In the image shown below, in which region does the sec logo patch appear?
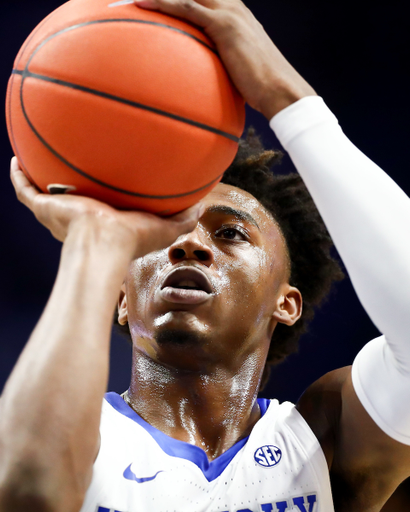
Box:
[254,445,282,467]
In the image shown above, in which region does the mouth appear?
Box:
[160,266,214,305]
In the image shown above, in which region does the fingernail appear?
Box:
[10,157,18,171]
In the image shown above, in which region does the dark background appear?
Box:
[0,1,409,414]
[1,1,410,507]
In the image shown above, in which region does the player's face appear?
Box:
[122,183,295,373]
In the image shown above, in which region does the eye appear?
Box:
[215,225,248,241]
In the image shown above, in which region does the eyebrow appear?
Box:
[206,205,260,231]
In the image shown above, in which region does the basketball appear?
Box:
[6,0,245,214]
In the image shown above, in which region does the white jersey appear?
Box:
[80,392,334,512]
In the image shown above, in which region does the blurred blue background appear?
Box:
[0,1,408,408]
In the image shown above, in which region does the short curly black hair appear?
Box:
[221,129,344,388]
[114,129,344,389]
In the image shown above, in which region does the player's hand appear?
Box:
[134,0,316,119]
[10,157,204,258]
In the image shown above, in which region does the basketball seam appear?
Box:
[12,16,239,200]
[14,70,240,143]
[7,7,64,190]
[6,73,41,190]
[17,18,217,63]
[18,69,225,199]
[15,18,236,142]
[14,6,63,70]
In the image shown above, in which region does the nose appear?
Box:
[168,228,214,267]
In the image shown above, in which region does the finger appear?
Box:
[10,158,41,210]
[166,201,206,236]
[134,0,214,27]
[170,201,206,223]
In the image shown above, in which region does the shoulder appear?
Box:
[295,366,351,468]
[296,366,410,509]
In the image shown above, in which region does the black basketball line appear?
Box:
[19,18,236,140]
[87,18,216,53]
[11,17,239,200]
[13,70,239,143]
[7,7,64,191]
[17,18,233,140]
[17,70,225,200]
[13,7,63,71]
[6,73,41,191]
[24,18,217,62]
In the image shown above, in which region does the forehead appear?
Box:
[204,182,276,230]
[203,183,289,273]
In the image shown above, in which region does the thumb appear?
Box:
[171,201,206,222]
[168,201,206,231]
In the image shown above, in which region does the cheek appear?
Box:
[126,250,168,318]
[213,247,274,313]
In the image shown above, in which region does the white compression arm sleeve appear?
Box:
[270,96,410,444]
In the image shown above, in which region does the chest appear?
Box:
[82,419,326,512]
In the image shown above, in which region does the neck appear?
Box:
[125,348,264,461]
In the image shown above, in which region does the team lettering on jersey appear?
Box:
[96,492,317,512]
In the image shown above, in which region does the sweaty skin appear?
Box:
[119,183,301,459]
[1,1,410,511]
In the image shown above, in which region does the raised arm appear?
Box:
[0,159,203,512]
[271,97,410,350]
[272,94,410,508]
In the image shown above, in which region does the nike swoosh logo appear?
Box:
[123,464,164,483]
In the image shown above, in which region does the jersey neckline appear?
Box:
[105,392,270,482]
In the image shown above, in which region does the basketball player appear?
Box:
[1,0,410,511]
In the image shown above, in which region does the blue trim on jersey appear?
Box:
[105,392,270,482]
[258,397,270,416]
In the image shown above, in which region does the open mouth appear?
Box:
[172,283,202,290]
[161,267,213,293]
[160,267,213,304]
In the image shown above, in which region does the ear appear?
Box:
[272,284,303,326]
[118,283,128,326]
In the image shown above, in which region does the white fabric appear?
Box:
[80,394,334,512]
[352,336,410,444]
[270,96,410,444]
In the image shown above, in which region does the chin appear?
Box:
[155,329,206,347]
[153,329,211,371]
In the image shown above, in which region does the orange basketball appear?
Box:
[6,0,245,214]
